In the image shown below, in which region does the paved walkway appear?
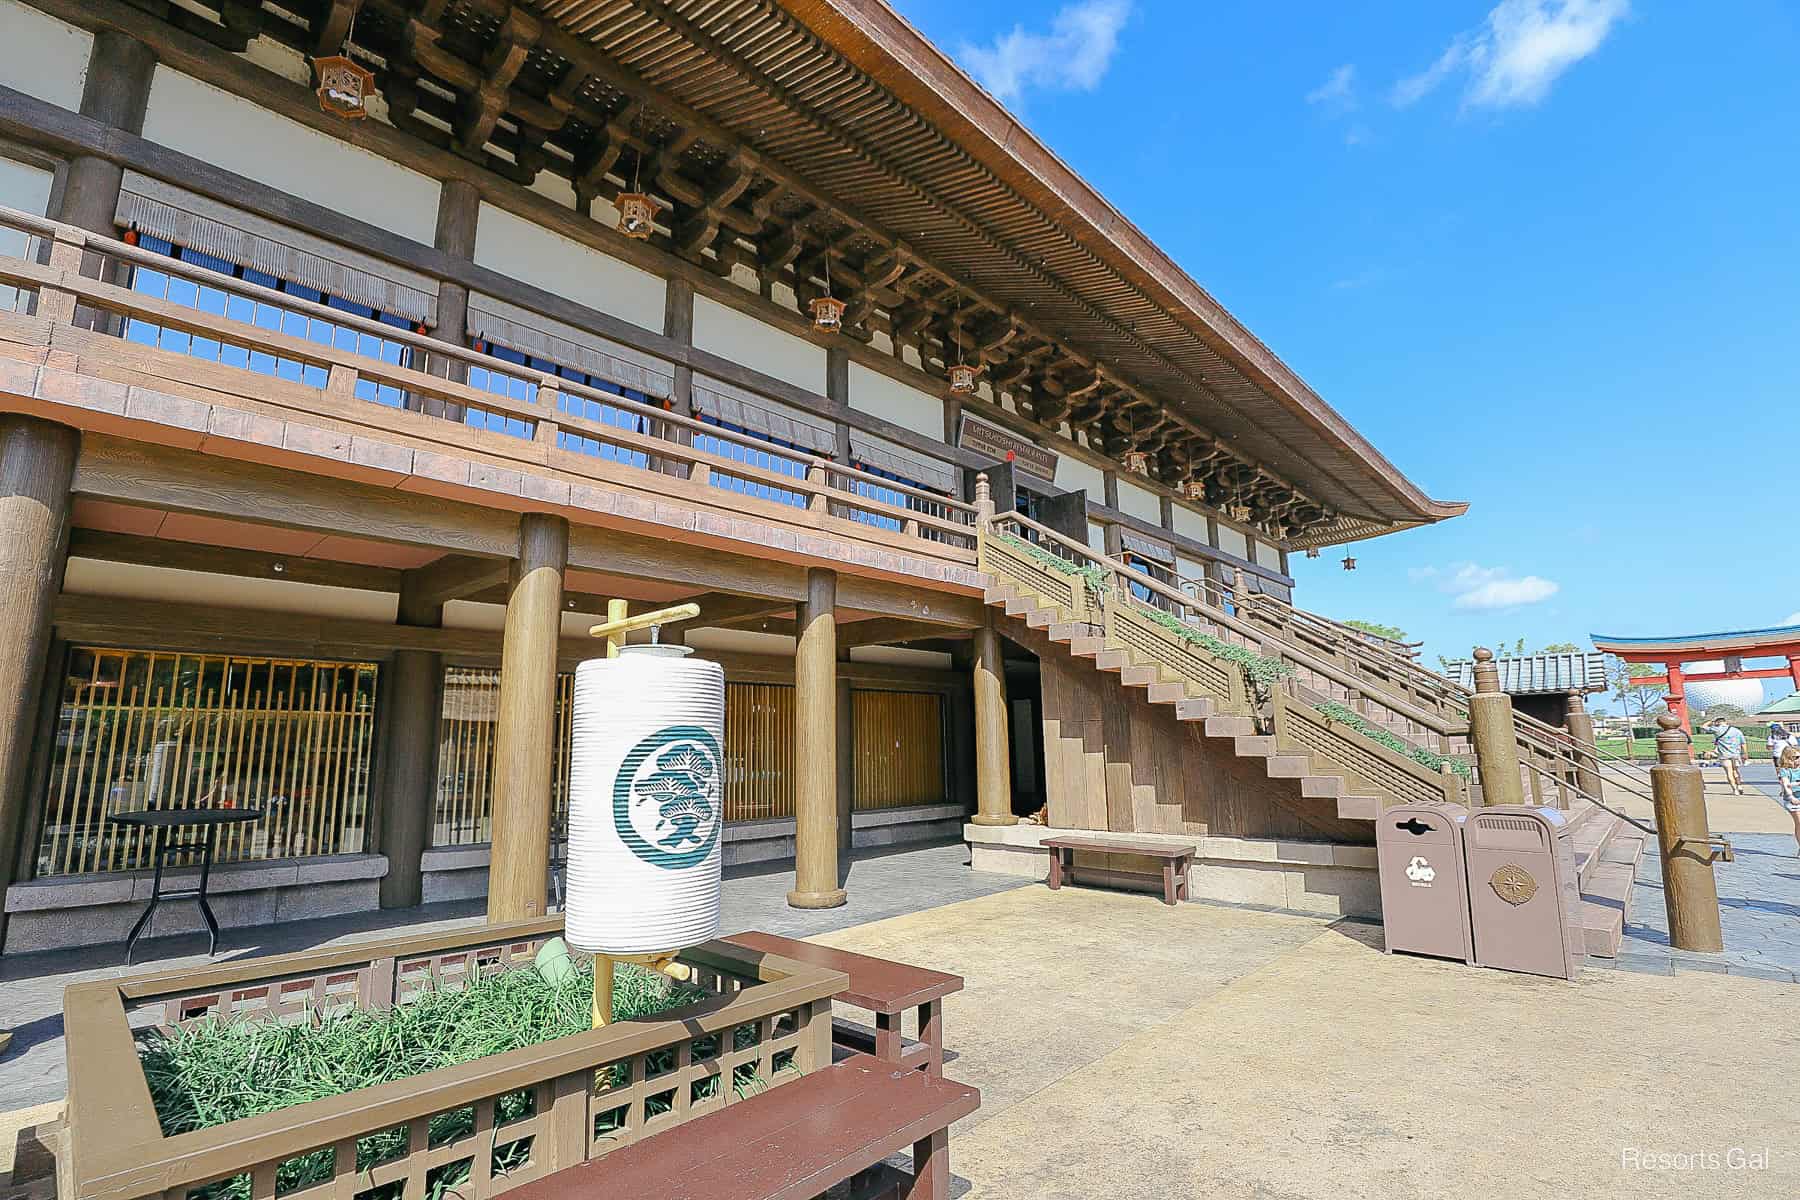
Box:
[817,886,1797,1199]
[0,840,1026,1114]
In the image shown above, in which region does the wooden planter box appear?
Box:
[63,918,846,1200]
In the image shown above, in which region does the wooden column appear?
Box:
[376,575,445,909]
[0,417,79,936]
[827,346,853,465]
[1468,647,1525,808]
[836,672,854,853]
[1564,690,1603,799]
[663,278,695,416]
[1649,714,1725,952]
[487,513,568,922]
[1665,662,1689,731]
[971,610,1016,826]
[57,31,156,233]
[789,567,846,908]
[429,179,480,407]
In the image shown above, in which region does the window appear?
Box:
[848,459,953,537]
[125,233,416,409]
[694,414,812,509]
[468,340,657,452]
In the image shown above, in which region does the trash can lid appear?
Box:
[1376,801,1468,843]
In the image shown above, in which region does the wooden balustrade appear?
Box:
[0,204,976,556]
[65,919,845,1200]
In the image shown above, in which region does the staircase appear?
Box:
[977,511,1648,958]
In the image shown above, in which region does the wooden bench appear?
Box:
[722,931,962,1074]
[1042,836,1197,907]
[504,1054,979,1200]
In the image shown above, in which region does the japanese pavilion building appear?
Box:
[0,0,1464,953]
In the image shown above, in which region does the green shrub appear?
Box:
[1133,602,1293,701]
[1314,701,1473,779]
[993,531,1108,600]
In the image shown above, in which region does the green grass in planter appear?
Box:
[141,959,707,1200]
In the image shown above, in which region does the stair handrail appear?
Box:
[988,512,1471,746]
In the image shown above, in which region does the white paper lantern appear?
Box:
[564,646,725,956]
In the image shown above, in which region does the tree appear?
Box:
[1607,657,1666,722]
[1343,620,1408,642]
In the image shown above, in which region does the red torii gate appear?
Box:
[1591,623,1800,731]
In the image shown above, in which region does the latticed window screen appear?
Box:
[434,674,801,844]
[852,691,944,811]
[35,649,379,877]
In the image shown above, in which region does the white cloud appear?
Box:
[1307,64,1359,111]
[1409,562,1562,611]
[1392,0,1628,110]
[958,0,1131,107]
[1785,611,1800,626]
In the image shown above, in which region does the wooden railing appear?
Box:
[65,918,845,1200]
[0,204,978,556]
[980,512,1469,810]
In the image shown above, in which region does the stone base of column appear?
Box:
[969,813,1019,826]
[786,887,848,910]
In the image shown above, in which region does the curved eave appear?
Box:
[1592,624,1800,658]
[787,0,1463,529]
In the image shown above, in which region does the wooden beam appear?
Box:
[663,591,792,631]
[837,618,973,651]
[67,528,404,593]
[405,553,511,609]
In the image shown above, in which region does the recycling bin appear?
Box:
[1464,805,1583,981]
[1375,802,1472,962]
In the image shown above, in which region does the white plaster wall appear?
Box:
[1088,520,1107,553]
[848,362,943,441]
[474,202,666,333]
[0,1,91,112]
[0,157,51,312]
[1055,455,1107,502]
[63,559,399,622]
[1255,540,1284,571]
[142,69,440,246]
[1116,478,1162,525]
[685,627,798,657]
[692,296,825,394]
[848,646,953,670]
[1176,554,1210,583]
[1216,524,1249,560]
[1171,502,1209,543]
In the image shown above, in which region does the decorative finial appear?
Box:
[1474,646,1494,663]
[1655,711,1691,766]
[975,473,991,503]
[1657,713,1680,731]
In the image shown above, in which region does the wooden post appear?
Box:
[971,609,1016,826]
[1650,714,1725,952]
[789,568,846,908]
[837,673,854,853]
[1468,647,1525,808]
[1564,689,1603,799]
[0,417,78,944]
[430,179,479,408]
[487,513,568,923]
[376,575,444,909]
[57,32,156,234]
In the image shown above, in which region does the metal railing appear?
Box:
[0,203,977,554]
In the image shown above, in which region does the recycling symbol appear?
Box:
[1404,855,1436,885]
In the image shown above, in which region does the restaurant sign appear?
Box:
[958,414,1057,483]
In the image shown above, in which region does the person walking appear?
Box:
[1769,722,1798,766]
[1705,717,1749,795]
[1776,746,1800,853]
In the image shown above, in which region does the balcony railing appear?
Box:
[0,204,978,557]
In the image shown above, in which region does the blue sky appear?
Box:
[893,1,1800,701]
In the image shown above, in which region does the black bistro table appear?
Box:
[108,807,264,962]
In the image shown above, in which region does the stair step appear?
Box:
[982,584,1017,606]
[1265,755,1312,778]
[1047,623,1087,644]
[1300,775,1344,799]
[1337,794,1382,821]
[1094,650,1130,672]
[1146,682,1189,704]
[1120,665,1161,687]
[1203,715,1255,738]
[1233,735,1275,758]
[1580,831,1647,959]
[1003,595,1036,617]
[1024,606,1058,629]
[1174,697,1215,721]
[1070,637,1108,658]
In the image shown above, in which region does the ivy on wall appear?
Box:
[1314,701,1473,780]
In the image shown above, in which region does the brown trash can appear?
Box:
[1464,805,1583,981]
[1375,803,1473,962]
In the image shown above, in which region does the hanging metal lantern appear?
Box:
[1122,450,1150,476]
[1182,479,1206,502]
[615,192,656,240]
[1341,554,1357,571]
[1305,547,1321,559]
[948,362,978,395]
[314,55,376,120]
[1227,501,1252,523]
[809,294,846,332]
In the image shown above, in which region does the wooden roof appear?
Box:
[108,0,1466,545]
